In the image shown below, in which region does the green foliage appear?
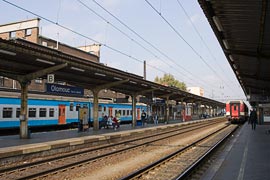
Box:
[154,74,186,91]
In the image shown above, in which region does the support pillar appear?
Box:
[198,102,202,118]
[181,99,184,122]
[20,82,29,139]
[131,94,137,127]
[165,96,169,124]
[92,89,100,131]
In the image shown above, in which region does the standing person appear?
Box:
[116,110,121,122]
[249,108,258,130]
[112,116,119,130]
[107,115,113,128]
[141,110,147,126]
[153,112,158,125]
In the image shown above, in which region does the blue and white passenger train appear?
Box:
[0,91,146,129]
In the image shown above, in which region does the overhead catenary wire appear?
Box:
[90,0,224,92]
[1,0,224,96]
[1,0,200,89]
[144,0,240,97]
[175,0,241,93]
[77,0,211,89]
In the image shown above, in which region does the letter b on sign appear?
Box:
[47,74,54,83]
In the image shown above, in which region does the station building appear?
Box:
[187,87,204,97]
[0,18,125,100]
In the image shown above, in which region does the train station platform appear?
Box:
[0,119,199,161]
[202,122,270,180]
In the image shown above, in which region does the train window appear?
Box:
[115,110,117,115]
[123,110,125,116]
[49,108,54,117]
[98,105,102,111]
[3,107,12,118]
[103,106,106,112]
[119,110,121,115]
[130,110,132,115]
[127,110,129,116]
[83,104,88,108]
[39,108,46,117]
[70,103,74,111]
[29,108,36,118]
[76,104,81,111]
[16,108,20,118]
[234,105,237,111]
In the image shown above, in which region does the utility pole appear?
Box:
[143,60,146,80]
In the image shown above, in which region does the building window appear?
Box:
[70,103,74,111]
[49,108,54,117]
[42,41,48,46]
[10,31,16,38]
[16,108,20,118]
[25,29,32,36]
[29,108,36,118]
[39,108,46,117]
[3,107,13,118]
[35,78,42,84]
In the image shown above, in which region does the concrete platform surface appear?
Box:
[201,122,270,180]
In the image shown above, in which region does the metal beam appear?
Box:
[224,49,270,59]
[22,63,68,82]
[240,74,270,82]
[256,0,267,80]
[136,88,158,96]
[0,63,67,83]
[93,79,129,91]
[160,93,177,99]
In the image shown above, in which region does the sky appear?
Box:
[0,0,246,102]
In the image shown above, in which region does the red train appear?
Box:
[226,100,249,123]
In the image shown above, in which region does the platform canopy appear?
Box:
[198,0,270,104]
[0,38,224,107]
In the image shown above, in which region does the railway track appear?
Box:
[0,119,227,180]
[121,122,237,180]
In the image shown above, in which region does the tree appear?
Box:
[154,74,186,91]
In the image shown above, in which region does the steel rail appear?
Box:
[120,123,234,180]
[0,119,224,179]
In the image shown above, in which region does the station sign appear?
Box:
[46,83,84,96]
[47,74,54,83]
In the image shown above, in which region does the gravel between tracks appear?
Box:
[42,122,227,180]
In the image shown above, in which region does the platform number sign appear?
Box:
[47,74,54,84]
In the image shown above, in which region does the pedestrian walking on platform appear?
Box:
[153,112,158,125]
[249,108,258,130]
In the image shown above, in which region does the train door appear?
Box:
[137,108,141,120]
[109,107,113,117]
[230,103,240,117]
[58,105,66,124]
